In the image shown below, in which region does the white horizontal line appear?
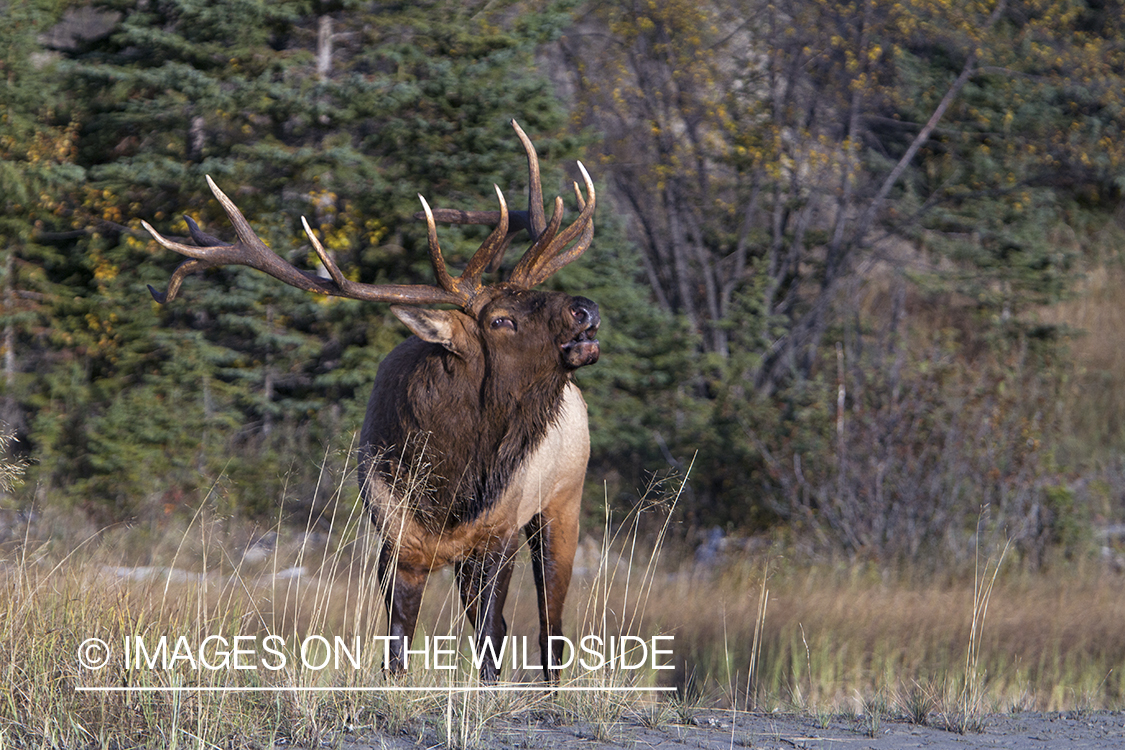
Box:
[76,685,677,693]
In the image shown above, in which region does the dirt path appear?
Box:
[344,710,1125,749]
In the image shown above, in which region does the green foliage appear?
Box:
[0,0,86,450]
[3,0,1125,569]
[6,0,663,521]
[1039,483,1090,560]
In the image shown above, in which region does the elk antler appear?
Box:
[415,120,596,289]
[143,121,594,310]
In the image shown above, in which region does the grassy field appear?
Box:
[0,487,679,748]
[665,552,1125,717]
[3,479,1124,748]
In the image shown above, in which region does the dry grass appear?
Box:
[1036,264,1125,464]
[0,470,679,748]
[4,458,1125,745]
[653,551,1125,719]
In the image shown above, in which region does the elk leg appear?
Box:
[526,508,578,683]
[455,535,517,682]
[377,540,428,674]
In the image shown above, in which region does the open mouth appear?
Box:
[561,324,600,367]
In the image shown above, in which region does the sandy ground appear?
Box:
[340,709,1125,749]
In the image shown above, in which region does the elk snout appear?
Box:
[570,295,598,325]
[562,297,600,368]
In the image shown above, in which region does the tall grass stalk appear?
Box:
[744,572,769,711]
[952,534,1011,732]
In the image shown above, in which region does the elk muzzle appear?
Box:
[561,296,600,369]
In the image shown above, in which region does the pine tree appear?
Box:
[0,0,85,455]
[26,0,658,519]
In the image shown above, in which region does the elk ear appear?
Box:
[391,306,472,357]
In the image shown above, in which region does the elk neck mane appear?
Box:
[361,336,571,529]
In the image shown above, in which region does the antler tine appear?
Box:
[146,256,213,303]
[410,120,546,272]
[459,185,509,288]
[510,119,546,240]
[524,178,596,286]
[406,126,596,290]
[144,215,231,302]
[484,234,518,274]
[416,195,454,292]
[185,215,225,247]
[145,176,462,307]
[301,216,348,289]
[510,161,596,288]
[508,195,564,286]
[300,216,468,305]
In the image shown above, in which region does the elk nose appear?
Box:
[570,297,600,329]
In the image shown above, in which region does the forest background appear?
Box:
[3,0,1125,571]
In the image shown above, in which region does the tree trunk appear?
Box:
[317,16,333,82]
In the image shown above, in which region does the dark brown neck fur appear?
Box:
[359,338,569,528]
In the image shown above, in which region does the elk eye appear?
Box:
[490,317,515,331]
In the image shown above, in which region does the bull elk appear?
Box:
[142,121,598,682]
